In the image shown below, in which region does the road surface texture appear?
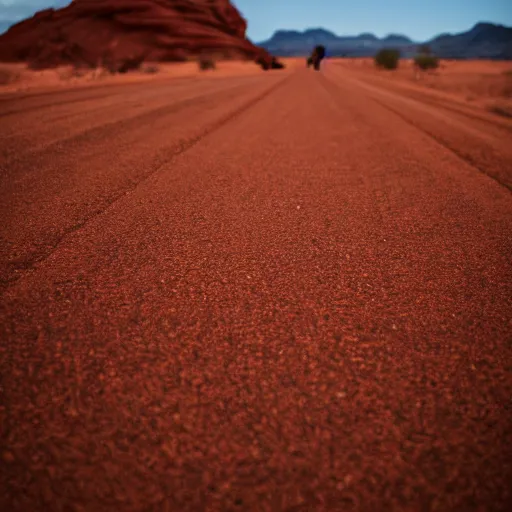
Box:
[1,64,511,512]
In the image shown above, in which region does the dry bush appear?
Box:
[414,54,440,71]
[142,64,159,74]
[99,52,146,74]
[374,49,400,70]
[198,56,216,71]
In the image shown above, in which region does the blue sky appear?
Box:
[1,0,510,42]
[234,0,511,41]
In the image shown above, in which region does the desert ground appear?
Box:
[0,59,273,93]
[333,57,512,116]
[1,58,511,511]
[1,56,511,115]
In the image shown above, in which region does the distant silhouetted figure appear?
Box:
[307,45,326,70]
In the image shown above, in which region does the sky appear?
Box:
[0,0,511,42]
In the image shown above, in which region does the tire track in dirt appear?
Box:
[0,79,260,170]
[320,71,512,191]
[1,68,511,512]
[0,72,294,292]
[0,75,200,116]
[330,64,512,133]
[365,95,512,191]
[0,88,121,117]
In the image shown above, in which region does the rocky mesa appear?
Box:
[0,0,283,71]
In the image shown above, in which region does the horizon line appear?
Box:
[254,20,511,43]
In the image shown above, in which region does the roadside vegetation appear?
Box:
[198,55,217,71]
[414,45,440,71]
[374,48,401,70]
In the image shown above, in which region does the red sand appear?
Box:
[1,65,511,510]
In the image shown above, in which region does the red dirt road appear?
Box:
[1,65,511,511]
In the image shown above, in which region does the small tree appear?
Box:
[414,54,439,70]
[374,48,400,70]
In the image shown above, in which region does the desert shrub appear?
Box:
[142,64,159,74]
[257,56,285,71]
[117,56,144,73]
[256,56,271,70]
[270,57,285,69]
[374,48,400,70]
[99,51,146,74]
[414,54,439,70]
[198,57,216,71]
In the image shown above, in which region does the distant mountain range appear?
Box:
[258,23,512,60]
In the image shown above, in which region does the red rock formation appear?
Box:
[0,0,283,70]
